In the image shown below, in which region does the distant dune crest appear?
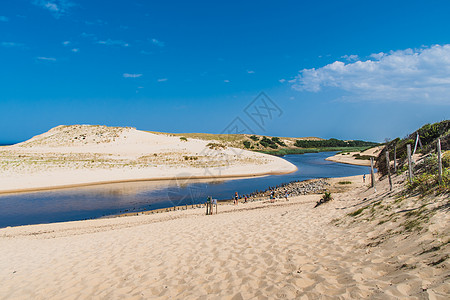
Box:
[17,125,136,148]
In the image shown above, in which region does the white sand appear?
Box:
[0,125,296,194]
[1,174,448,299]
[326,146,383,166]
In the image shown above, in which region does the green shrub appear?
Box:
[322,191,332,202]
[243,141,251,149]
[348,207,365,217]
[271,137,287,147]
[259,136,278,149]
[180,137,187,142]
[294,138,377,148]
[207,142,227,150]
[249,135,259,141]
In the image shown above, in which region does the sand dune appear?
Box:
[0,125,296,193]
[1,174,448,299]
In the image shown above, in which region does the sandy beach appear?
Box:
[0,125,296,194]
[325,147,383,166]
[1,173,448,299]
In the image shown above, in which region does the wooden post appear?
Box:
[370,157,375,188]
[438,138,443,184]
[386,150,392,191]
[393,144,397,172]
[407,144,413,182]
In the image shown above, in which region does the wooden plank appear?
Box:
[407,144,413,182]
[438,139,443,184]
[386,150,392,191]
[370,157,375,188]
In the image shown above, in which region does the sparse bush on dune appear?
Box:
[377,120,450,176]
[243,141,251,149]
[206,142,227,150]
[314,191,332,208]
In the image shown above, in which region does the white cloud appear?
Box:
[247,70,255,74]
[292,44,450,103]
[123,73,142,78]
[151,38,164,47]
[341,54,359,62]
[37,56,57,61]
[224,79,230,83]
[279,79,286,83]
[157,78,168,82]
[81,32,96,39]
[71,48,79,52]
[0,16,9,22]
[1,42,24,48]
[84,19,107,26]
[98,39,129,47]
[33,0,75,18]
[62,41,70,45]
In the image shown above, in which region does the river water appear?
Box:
[0,152,373,228]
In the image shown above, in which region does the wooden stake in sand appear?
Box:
[370,157,375,188]
[438,138,443,184]
[394,143,397,172]
[407,144,413,183]
[386,150,392,191]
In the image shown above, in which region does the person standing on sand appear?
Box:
[213,198,217,214]
[234,192,239,205]
[285,190,289,201]
[363,174,366,183]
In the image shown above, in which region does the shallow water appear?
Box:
[0,152,373,228]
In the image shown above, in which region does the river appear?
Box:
[0,152,373,228]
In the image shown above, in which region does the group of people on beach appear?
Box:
[233,188,289,205]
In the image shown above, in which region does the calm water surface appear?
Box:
[0,152,373,228]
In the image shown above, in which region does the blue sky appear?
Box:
[1,0,449,143]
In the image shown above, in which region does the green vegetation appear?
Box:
[183,156,198,161]
[338,181,352,185]
[353,153,372,160]
[271,137,286,147]
[322,191,332,202]
[206,142,227,150]
[242,141,251,149]
[259,136,278,149]
[348,207,367,217]
[257,147,370,156]
[294,138,377,148]
[377,120,450,176]
[314,191,332,207]
[149,130,379,156]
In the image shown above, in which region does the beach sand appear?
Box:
[325,146,383,166]
[1,174,448,299]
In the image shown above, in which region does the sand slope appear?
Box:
[326,146,383,166]
[0,174,448,299]
[0,125,296,193]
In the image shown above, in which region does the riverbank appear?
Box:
[0,125,296,194]
[325,146,383,166]
[1,173,448,299]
